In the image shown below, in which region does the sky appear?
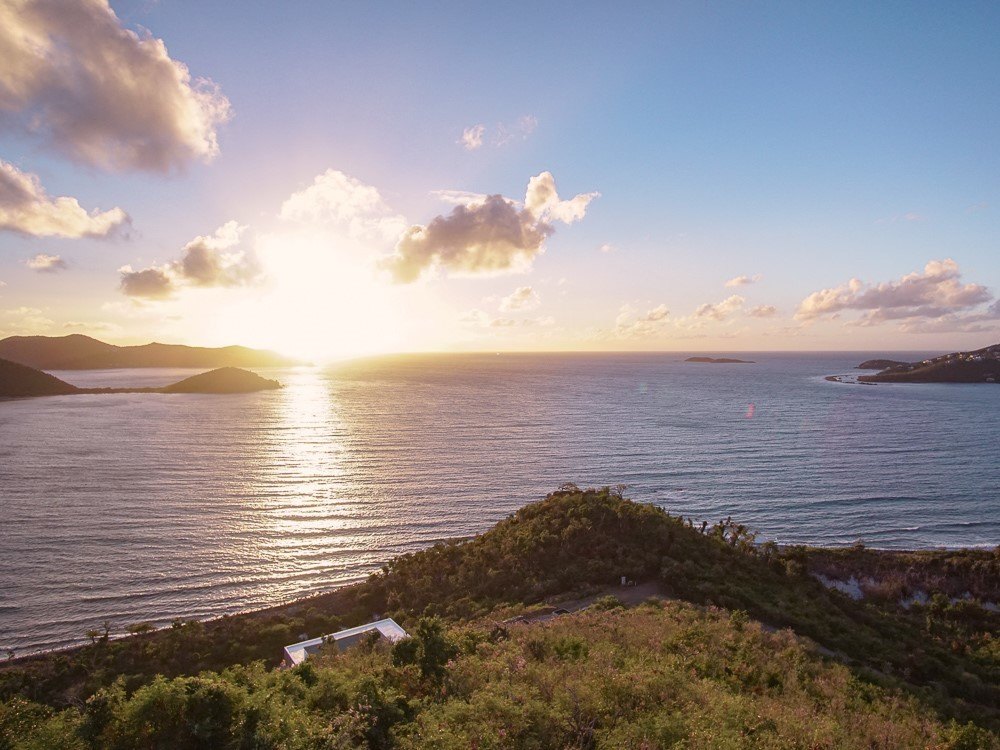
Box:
[0,0,998,361]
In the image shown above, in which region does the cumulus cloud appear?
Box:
[26,253,67,272]
[279,169,406,242]
[694,295,745,321]
[525,171,600,224]
[0,0,231,172]
[499,286,540,312]
[380,172,597,283]
[748,304,778,318]
[615,303,670,338]
[119,221,257,299]
[0,159,128,237]
[725,274,761,288]
[796,259,992,326]
[459,124,485,150]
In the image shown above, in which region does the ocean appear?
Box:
[1,352,997,655]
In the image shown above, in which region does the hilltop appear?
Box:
[0,358,79,397]
[1,360,282,398]
[858,343,1000,383]
[0,334,299,370]
[2,487,997,748]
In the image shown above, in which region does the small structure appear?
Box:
[282,618,408,667]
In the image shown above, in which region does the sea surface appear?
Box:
[1,352,997,655]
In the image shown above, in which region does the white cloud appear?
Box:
[380,172,597,283]
[431,190,490,208]
[280,169,407,242]
[459,124,485,150]
[694,295,745,321]
[499,285,540,312]
[0,0,230,172]
[524,171,600,224]
[796,259,992,325]
[0,159,128,237]
[599,243,616,253]
[26,253,67,272]
[724,274,761,288]
[748,304,777,318]
[119,221,257,299]
[2,306,53,333]
[615,303,670,338]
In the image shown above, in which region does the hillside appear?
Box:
[859,343,999,383]
[856,358,909,370]
[0,357,79,397]
[2,486,997,748]
[0,334,300,370]
[160,367,282,393]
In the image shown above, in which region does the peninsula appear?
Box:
[857,343,999,384]
[0,358,281,398]
[685,356,755,364]
[0,334,300,370]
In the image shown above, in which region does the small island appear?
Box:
[685,356,755,364]
[857,344,999,384]
[0,359,282,399]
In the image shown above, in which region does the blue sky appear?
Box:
[0,0,997,357]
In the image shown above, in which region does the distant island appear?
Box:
[685,356,755,364]
[0,358,282,398]
[857,344,999,384]
[0,334,300,370]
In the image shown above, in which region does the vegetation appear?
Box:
[2,486,997,747]
[0,357,79,397]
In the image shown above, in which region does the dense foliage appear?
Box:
[2,486,998,746]
[3,605,995,749]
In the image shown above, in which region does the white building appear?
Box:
[282,618,408,667]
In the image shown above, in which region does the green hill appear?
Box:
[0,357,79,397]
[859,343,1000,383]
[160,367,282,394]
[2,487,997,748]
[0,334,300,370]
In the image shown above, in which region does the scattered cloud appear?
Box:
[525,171,600,224]
[0,0,231,172]
[280,169,407,242]
[615,303,670,338]
[119,221,257,299]
[459,124,485,150]
[796,259,991,325]
[599,243,616,253]
[876,212,924,225]
[724,274,761,288]
[64,320,120,334]
[380,172,597,283]
[748,304,778,318]
[431,190,490,208]
[0,160,128,238]
[966,202,989,214]
[499,285,540,312]
[26,253,67,272]
[460,306,554,330]
[458,116,537,150]
[2,306,53,333]
[694,295,745,321]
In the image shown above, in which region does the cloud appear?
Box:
[876,212,924,224]
[2,306,53,333]
[458,116,537,150]
[0,0,231,172]
[748,304,778,318]
[119,221,257,299]
[796,259,992,325]
[459,124,485,150]
[279,169,406,242]
[26,253,67,272]
[694,295,745,321]
[460,307,554,330]
[525,171,600,224]
[499,285,540,312]
[431,190,490,208]
[724,274,761,288]
[599,243,616,253]
[380,172,597,283]
[615,303,670,338]
[0,159,128,237]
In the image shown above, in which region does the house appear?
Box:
[282,618,408,667]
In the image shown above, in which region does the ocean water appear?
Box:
[1,352,997,655]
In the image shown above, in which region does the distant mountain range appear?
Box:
[857,344,1000,384]
[0,334,300,370]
